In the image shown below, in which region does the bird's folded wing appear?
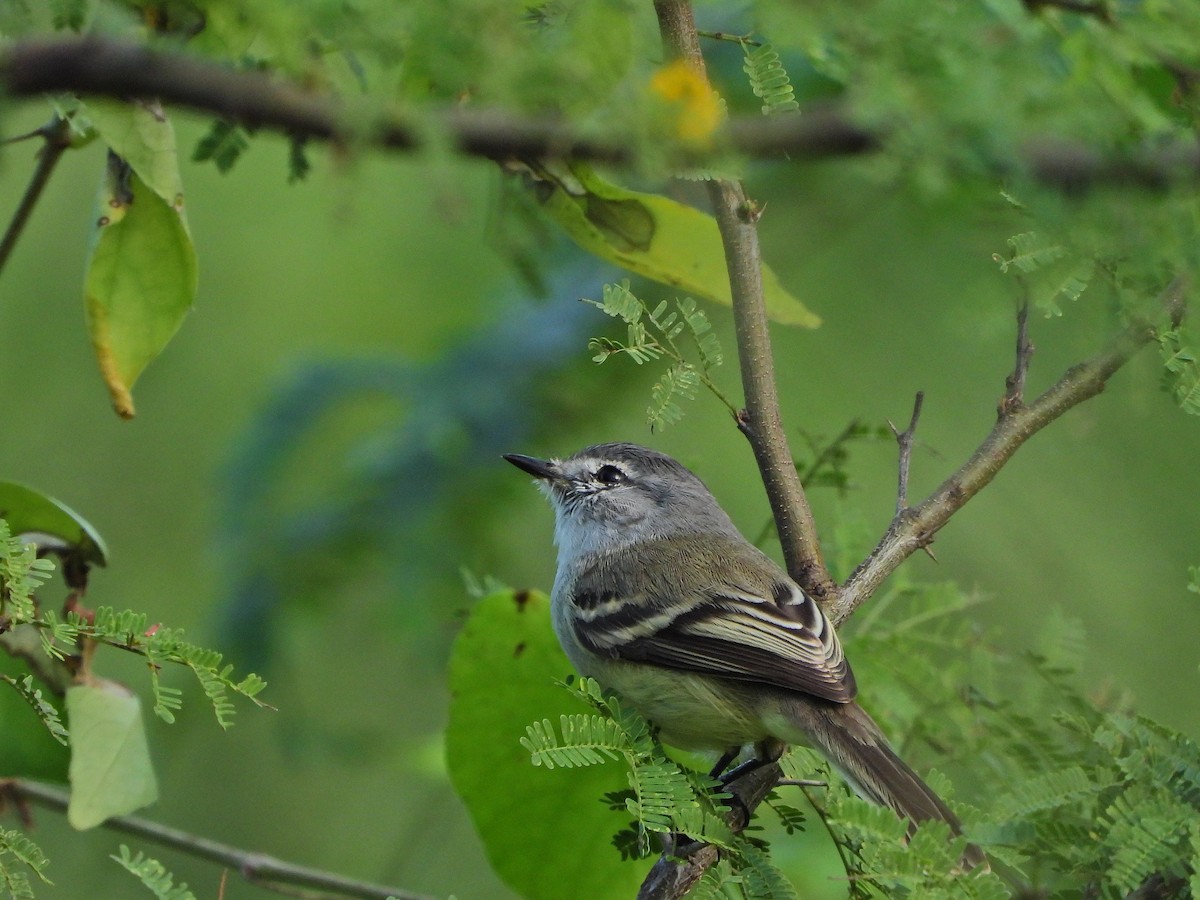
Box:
[570,539,857,703]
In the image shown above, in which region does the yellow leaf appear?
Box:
[530,162,819,327]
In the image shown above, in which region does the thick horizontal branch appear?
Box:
[2,779,429,900]
[831,294,1182,625]
[1,37,1199,189]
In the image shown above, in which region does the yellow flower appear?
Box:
[648,60,724,146]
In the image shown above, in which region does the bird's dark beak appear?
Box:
[504,453,559,481]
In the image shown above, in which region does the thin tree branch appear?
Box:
[2,37,1199,189]
[1001,301,1035,414]
[832,278,1188,626]
[1,779,430,900]
[0,117,71,278]
[652,0,835,603]
[888,391,924,515]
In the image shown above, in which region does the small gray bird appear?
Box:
[506,441,981,864]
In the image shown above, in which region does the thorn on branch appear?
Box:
[735,408,754,437]
[1001,301,1034,416]
[888,391,924,515]
[738,198,765,223]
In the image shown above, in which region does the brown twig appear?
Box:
[0,117,71,278]
[832,279,1188,626]
[652,0,835,604]
[1,779,429,900]
[2,38,1199,189]
[888,391,924,515]
[1001,301,1035,414]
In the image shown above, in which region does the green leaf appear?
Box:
[84,160,198,419]
[995,232,1066,274]
[446,590,643,900]
[0,481,107,565]
[531,162,819,327]
[1,675,69,746]
[111,845,196,900]
[192,120,251,174]
[83,100,186,208]
[66,681,159,830]
[742,43,801,116]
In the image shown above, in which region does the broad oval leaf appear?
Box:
[83,99,185,207]
[66,680,159,830]
[0,481,107,565]
[446,590,645,899]
[530,162,820,328]
[84,161,198,419]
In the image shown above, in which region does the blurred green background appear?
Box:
[0,92,1197,898]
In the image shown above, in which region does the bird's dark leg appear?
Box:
[708,747,741,780]
[717,738,786,786]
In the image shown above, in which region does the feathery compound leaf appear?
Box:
[1158,329,1200,415]
[0,521,55,623]
[1036,257,1095,317]
[190,664,237,730]
[1190,822,1200,899]
[995,232,1066,274]
[0,827,51,891]
[1101,788,1193,894]
[677,297,722,368]
[742,43,800,116]
[993,765,1096,817]
[111,845,196,900]
[1,675,69,745]
[735,843,801,900]
[648,364,699,431]
[1095,714,1200,805]
[521,714,627,769]
[593,280,645,324]
[191,120,251,174]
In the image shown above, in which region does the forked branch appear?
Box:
[832,278,1187,626]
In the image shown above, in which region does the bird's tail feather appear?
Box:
[783,698,986,869]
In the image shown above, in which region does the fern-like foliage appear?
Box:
[521,714,628,768]
[0,521,56,624]
[191,119,251,174]
[41,607,272,728]
[0,827,51,899]
[586,281,730,430]
[0,675,68,746]
[741,43,800,116]
[111,846,196,900]
[992,226,1096,317]
[734,844,800,900]
[1158,328,1200,416]
[523,678,737,860]
[995,231,1067,274]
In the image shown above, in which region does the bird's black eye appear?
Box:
[595,464,626,485]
